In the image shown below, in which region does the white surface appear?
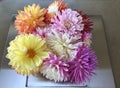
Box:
[0,69,26,88]
[28,74,87,87]
[89,69,115,88]
[27,16,115,88]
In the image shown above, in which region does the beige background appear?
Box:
[0,0,120,88]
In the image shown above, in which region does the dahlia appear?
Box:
[15,4,46,34]
[68,46,97,84]
[45,0,67,23]
[79,11,93,32]
[6,34,49,75]
[46,30,83,61]
[51,9,84,35]
[40,53,69,82]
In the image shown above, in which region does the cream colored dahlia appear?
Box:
[6,34,49,75]
[46,30,83,61]
[15,4,46,34]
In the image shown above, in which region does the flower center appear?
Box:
[27,49,36,58]
[64,21,71,29]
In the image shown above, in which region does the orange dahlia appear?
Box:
[45,0,67,23]
[15,4,47,34]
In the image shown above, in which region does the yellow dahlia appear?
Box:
[6,34,49,75]
[15,4,46,34]
[45,0,67,23]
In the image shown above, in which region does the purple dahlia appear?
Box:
[68,46,97,84]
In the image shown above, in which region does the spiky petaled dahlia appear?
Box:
[6,34,49,75]
[45,0,67,23]
[40,53,69,82]
[15,4,46,34]
[51,9,84,35]
[46,30,83,61]
[68,46,97,84]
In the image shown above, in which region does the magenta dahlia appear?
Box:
[51,9,84,35]
[68,46,97,84]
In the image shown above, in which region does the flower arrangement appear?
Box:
[6,0,97,84]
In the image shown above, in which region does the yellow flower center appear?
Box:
[27,49,36,58]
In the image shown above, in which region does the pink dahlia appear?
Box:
[40,53,69,82]
[51,9,84,35]
[68,46,97,84]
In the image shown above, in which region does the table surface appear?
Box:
[0,15,115,88]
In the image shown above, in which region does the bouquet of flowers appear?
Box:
[6,0,97,84]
